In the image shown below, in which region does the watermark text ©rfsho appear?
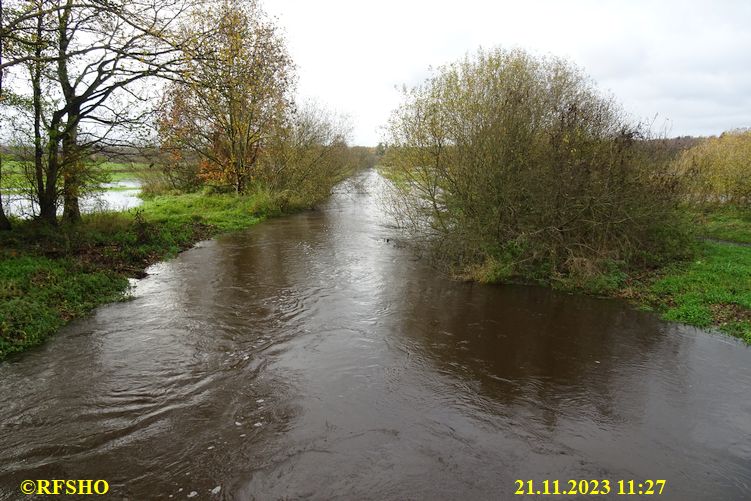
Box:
[20,479,109,495]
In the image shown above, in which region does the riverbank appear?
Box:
[2,188,749,361]
[0,190,295,360]
[460,205,750,344]
[544,207,750,343]
[2,169,747,501]
[624,208,751,343]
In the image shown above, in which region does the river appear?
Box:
[1,171,749,500]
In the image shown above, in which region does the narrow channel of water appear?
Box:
[1,171,749,500]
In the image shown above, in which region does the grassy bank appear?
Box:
[383,156,750,343]
[632,242,751,342]
[99,161,149,183]
[694,206,751,244]
[623,208,751,343]
[0,190,292,360]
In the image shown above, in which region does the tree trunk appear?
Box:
[28,0,58,226]
[62,126,81,223]
[0,199,9,230]
[0,170,10,229]
[38,147,59,225]
[0,0,10,230]
[62,176,81,222]
[39,126,61,226]
[58,4,82,224]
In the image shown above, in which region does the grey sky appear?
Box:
[266,0,751,146]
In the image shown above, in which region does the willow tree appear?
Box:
[383,48,688,283]
[157,0,294,193]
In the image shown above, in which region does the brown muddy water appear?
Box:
[1,171,750,500]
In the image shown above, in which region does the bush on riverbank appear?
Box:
[143,134,370,209]
[0,191,296,360]
[383,48,693,289]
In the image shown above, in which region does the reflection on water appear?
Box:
[0,171,749,500]
[2,180,142,217]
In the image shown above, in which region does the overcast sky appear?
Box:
[265,0,751,146]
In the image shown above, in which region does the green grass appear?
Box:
[1,159,147,187]
[0,189,292,360]
[102,185,141,192]
[0,160,28,186]
[0,256,128,359]
[624,206,751,343]
[142,188,287,232]
[638,242,751,342]
[696,205,751,244]
[97,161,148,182]
[458,203,751,344]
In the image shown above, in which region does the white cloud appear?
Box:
[266,0,751,144]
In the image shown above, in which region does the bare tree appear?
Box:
[256,101,353,205]
[1,0,194,224]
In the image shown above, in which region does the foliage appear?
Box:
[138,155,202,196]
[0,254,128,359]
[156,0,294,194]
[142,190,287,232]
[674,129,751,207]
[153,3,357,204]
[1,0,190,224]
[383,47,692,284]
[254,102,356,206]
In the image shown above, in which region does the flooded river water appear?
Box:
[1,171,750,500]
[3,180,142,218]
